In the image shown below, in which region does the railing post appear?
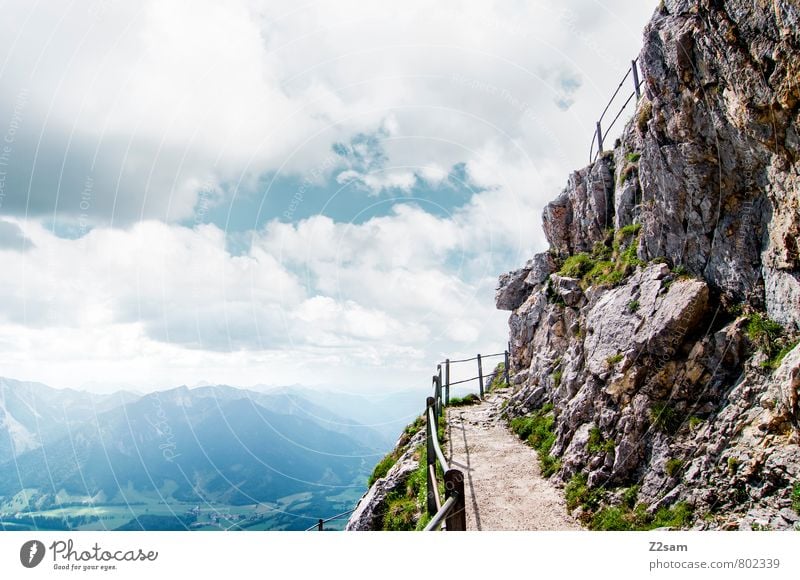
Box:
[425,397,437,517]
[477,354,484,398]
[444,359,450,407]
[433,375,441,418]
[317,518,323,531]
[595,121,604,155]
[504,350,510,387]
[443,469,466,531]
[632,59,641,99]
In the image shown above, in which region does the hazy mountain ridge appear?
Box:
[0,378,402,523]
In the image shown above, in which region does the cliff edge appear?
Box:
[497,0,800,530]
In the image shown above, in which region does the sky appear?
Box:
[0,0,657,393]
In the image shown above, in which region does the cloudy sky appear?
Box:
[0,0,656,393]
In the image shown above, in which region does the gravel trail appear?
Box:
[445,388,582,531]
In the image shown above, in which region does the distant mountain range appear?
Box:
[0,377,423,524]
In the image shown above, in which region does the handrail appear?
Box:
[423,349,510,531]
[428,404,449,471]
[589,58,644,163]
[304,508,357,531]
[424,396,465,531]
[423,495,458,531]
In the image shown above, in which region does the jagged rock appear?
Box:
[524,252,556,287]
[496,0,800,529]
[346,429,425,531]
[496,261,533,311]
[584,264,707,376]
[542,155,615,257]
[549,275,585,308]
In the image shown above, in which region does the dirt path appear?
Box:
[445,388,582,531]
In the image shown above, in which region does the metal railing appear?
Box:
[589,58,644,163]
[424,350,510,531]
[304,508,357,531]
[423,395,465,531]
[434,351,509,409]
[308,349,511,532]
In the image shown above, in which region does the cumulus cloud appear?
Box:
[0,0,658,390]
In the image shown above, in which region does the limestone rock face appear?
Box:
[346,429,425,531]
[543,156,615,257]
[497,0,800,529]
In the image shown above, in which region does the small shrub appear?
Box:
[591,507,632,531]
[617,223,642,239]
[591,241,612,260]
[587,427,615,454]
[382,495,418,531]
[488,363,507,391]
[746,312,785,360]
[626,152,641,163]
[552,368,563,389]
[559,253,595,278]
[688,416,703,430]
[727,457,739,475]
[665,458,684,478]
[606,353,624,367]
[621,485,640,509]
[448,394,481,407]
[650,401,682,434]
[792,483,800,514]
[767,339,799,369]
[369,451,399,486]
[627,299,640,313]
[672,264,688,277]
[511,403,559,477]
[650,502,693,529]
[565,473,605,512]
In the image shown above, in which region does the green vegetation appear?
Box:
[626,152,641,163]
[727,457,739,475]
[792,483,800,514]
[565,473,604,512]
[589,501,694,531]
[448,394,481,407]
[554,225,645,291]
[559,253,595,278]
[649,401,682,434]
[665,458,684,478]
[369,451,401,486]
[618,223,642,238]
[587,427,615,454]
[627,299,640,313]
[745,312,798,370]
[488,363,508,391]
[672,264,688,277]
[552,368,563,389]
[621,485,640,509]
[510,403,560,477]
[606,353,624,367]
[380,445,447,531]
[688,416,703,430]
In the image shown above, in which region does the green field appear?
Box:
[0,485,364,531]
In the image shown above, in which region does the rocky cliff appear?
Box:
[496,0,800,529]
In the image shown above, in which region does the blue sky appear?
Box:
[0,0,657,393]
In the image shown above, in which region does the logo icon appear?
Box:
[20,540,46,568]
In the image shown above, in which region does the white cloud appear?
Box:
[0,0,659,390]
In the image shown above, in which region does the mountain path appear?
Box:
[445,388,581,531]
